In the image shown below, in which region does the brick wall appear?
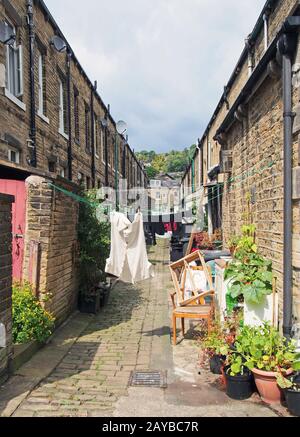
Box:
[23,175,79,326]
[0,193,14,383]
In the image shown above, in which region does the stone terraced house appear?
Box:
[0,0,147,381]
[181,0,300,334]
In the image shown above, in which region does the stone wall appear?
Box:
[0,0,146,190]
[23,175,79,326]
[0,193,14,383]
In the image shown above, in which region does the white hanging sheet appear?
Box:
[105,212,154,284]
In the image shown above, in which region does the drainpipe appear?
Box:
[104,105,110,187]
[66,50,72,181]
[278,29,298,338]
[197,139,201,189]
[245,36,254,78]
[90,82,96,188]
[263,13,269,52]
[27,0,37,167]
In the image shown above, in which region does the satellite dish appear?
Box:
[50,36,67,53]
[116,120,127,135]
[100,118,108,128]
[0,21,16,45]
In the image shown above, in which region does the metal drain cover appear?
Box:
[129,371,167,388]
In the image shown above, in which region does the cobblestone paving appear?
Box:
[8,246,169,417]
[0,245,284,417]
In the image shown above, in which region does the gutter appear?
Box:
[184,0,279,171]
[215,34,279,136]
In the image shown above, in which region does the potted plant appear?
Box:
[224,356,254,400]
[202,328,229,375]
[224,226,273,306]
[223,326,255,400]
[240,324,296,404]
[277,354,300,416]
[227,235,240,256]
[99,279,112,307]
[78,189,111,314]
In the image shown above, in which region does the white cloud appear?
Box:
[46,0,266,152]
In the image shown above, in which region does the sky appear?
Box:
[46,0,266,153]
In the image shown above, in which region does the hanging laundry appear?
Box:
[105,211,154,284]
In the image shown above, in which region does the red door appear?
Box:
[0,180,26,281]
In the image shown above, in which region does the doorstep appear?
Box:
[9,341,44,375]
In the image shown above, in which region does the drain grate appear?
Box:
[129,371,167,388]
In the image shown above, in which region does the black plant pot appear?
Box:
[210,355,226,375]
[284,374,300,417]
[285,389,300,417]
[79,293,100,314]
[225,367,254,400]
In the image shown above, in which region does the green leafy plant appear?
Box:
[225,225,273,305]
[227,235,240,255]
[203,329,229,358]
[12,282,55,344]
[78,189,111,300]
[235,225,257,259]
[232,324,296,373]
[225,253,273,304]
[276,373,300,392]
[226,353,248,376]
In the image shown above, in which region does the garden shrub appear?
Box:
[12,282,55,344]
[78,189,111,297]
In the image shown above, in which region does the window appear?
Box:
[5,21,23,100]
[86,176,91,189]
[48,161,56,173]
[59,76,68,137]
[38,53,47,117]
[85,105,91,153]
[60,167,66,178]
[8,148,20,164]
[97,179,102,189]
[94,114,99,158]
[74,88,79,143]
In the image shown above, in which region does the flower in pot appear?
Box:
[240,324,296,404]
[276,354,300,416]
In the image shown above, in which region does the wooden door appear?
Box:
[0,180,26,281]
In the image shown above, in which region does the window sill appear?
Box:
[37,111,50,124]
[4,89,26,111]
[58,129,69,141]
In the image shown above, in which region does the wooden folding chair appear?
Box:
[169,250,215,345]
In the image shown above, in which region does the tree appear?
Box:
[152,154,167,174]
[146,166,159,179]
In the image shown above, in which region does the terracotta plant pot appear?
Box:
[252,368,293,404]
